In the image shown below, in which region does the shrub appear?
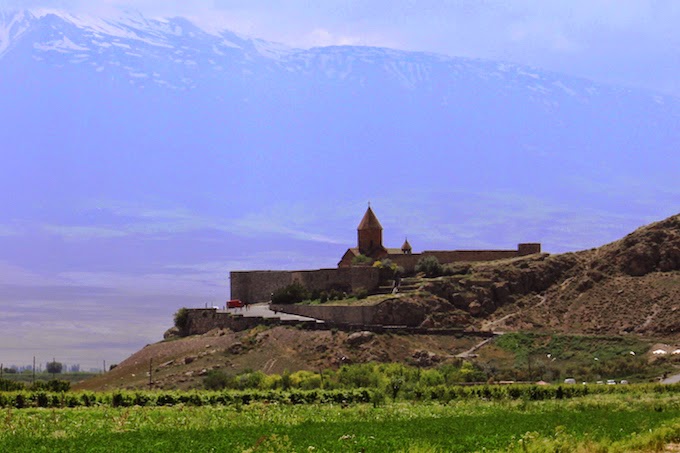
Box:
[204,370,231,390]
[328,289,343,301]
[351,254,373,265]
[31,380,70,392]
[415,256,444,277]
[272,282,310,305]
[173,307,190,333]
[354,288,369,299]
[0,378,24,392]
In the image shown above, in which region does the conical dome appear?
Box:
[358,206,383,231]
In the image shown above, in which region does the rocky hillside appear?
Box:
[75,326,480,391]
[423,213,680,337]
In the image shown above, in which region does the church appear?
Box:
[338,205,541,272]
[230,205,541,304]
[338,205,412,267]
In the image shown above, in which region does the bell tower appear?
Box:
[357,205,383,256]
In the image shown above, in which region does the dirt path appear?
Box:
[482,294,546,332]
[662,371,680,384]
[455,336,498,358]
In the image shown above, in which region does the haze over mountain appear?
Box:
[0,9,678,368]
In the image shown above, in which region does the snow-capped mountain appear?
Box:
[0,8,678,251]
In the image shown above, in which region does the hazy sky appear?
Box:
[4,0,680,96]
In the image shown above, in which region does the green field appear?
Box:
[1,389,679,452]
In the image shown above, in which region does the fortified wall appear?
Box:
[385,243,542,273]
[231,267,380,305]
[181,307,495,337]
[181,308,320,335]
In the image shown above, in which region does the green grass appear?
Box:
[1,393,680,452]
[492,333,673,382]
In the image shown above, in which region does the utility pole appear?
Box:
[527,353,532,383]
[148,359,153,389]
[103,360,106,374]
[32,356,35,385]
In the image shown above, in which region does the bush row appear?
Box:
[0,379,70,392]
[0,383,678,409]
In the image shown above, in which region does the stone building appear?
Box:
[231,205,541,304]
[337,206,541,271]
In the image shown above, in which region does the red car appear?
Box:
[227,299,244,308]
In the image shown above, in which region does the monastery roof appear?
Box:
[358,206,383,231]
[401,239,412,251]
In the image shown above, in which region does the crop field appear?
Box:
[1,386,680,452]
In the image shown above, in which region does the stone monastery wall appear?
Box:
[231,267,380,305]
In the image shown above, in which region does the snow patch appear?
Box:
[34,36,89,53]
[0,11,31,57]
[253,39,294,60]
[28,8,175,49]
[553,80,577,97]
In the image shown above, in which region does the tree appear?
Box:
[415,255,444,277]
[174,307,190,333]
[271,282,310,305]
[46,361,63,374]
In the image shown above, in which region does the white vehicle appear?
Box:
[564,378,576,384]
[606,379,616,385]
[620,380,629,385]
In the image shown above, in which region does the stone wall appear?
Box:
[183,307,494,336]
[231,267,380,305]
[389,244,542,272]
[183,309,319,335]
[230,271,293,305]
[269,304,380,326]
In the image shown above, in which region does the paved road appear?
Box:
[220,303,323,323]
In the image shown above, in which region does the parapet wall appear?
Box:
[389,243,541,272]
[269,303,381,326]
[183,308,320,335]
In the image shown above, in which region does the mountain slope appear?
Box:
[464,214,680,337]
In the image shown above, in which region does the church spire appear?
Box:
[357,205,383,255]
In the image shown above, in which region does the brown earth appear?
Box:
[416,213,679,339]
[75,327,478,391]
[478,213,679,338]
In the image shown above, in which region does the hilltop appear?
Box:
[475,213,679,337]
[77,214,679,391]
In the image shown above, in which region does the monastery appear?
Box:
[230,206,541,305]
